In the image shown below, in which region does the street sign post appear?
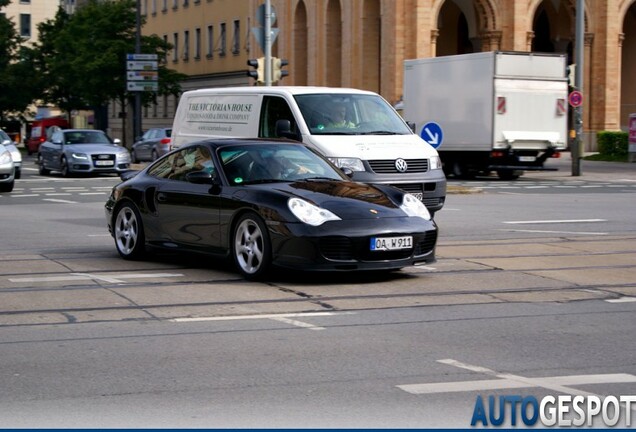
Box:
[569,90,583,107]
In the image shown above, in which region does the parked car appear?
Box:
[130,127,172,163]
[38,129,131,177]
[0,143,15,193]
[0,129,22,179]
[105,138,438,280]
[26,116,70,155]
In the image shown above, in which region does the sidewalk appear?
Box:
[525,152,636,182]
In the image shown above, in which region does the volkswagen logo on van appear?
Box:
[395,158,408,173]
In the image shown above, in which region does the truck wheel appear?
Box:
[497,170,521,180]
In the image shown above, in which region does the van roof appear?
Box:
[182,86,379,97]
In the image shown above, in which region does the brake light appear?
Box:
[551,152,561,158]
[160,138,171,144]
[491,151,506,158]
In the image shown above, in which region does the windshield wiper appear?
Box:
[300,177,340,182]
[241,179,295,185]
[358,130,399,135]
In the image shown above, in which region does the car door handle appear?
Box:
[157,192,167,202]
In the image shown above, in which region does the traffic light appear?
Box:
[272,57,289,82]
[247,57,265,83]
[567,64,576,88]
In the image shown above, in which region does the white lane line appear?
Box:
[499,229,608,235]
[45,193,72,196]
[42,198,78,204]
[606,297,636,303]
[80,192,107,195]
[173,311,353,330]
[397,359,636,396]
[9,272,184,283]
[503,219,606,224]
[9,194,40,198]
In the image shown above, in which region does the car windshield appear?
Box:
[294,93,412,136]
[219,144,346,185]
[63,131,112,145]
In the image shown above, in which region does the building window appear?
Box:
[206,25,213,58]
[163,95,168,118]
[20,0,31,3]
[172,0,177,10]
[183,30,189,61]
[183,0,188,6]
[151,0,156,14]
[194,28,201,60]
[172,32,179,62]
[232,20,240,55]
[20,14,31,38]
[162,0,167,12]
[219,23,226,56]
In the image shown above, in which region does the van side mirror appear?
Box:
[275,119,300,141]
[407,121,416,133]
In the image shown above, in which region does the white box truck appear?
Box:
[403,51,568,179]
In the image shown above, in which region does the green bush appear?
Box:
[596,131,628,158]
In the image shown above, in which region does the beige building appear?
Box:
[112,0,636,150]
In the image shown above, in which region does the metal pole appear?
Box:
[134,0,142,142]
[572,0,584,176]
[264,0,272,86]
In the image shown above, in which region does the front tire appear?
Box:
[38,154,50,175]
[0,180,13,193]
[114,202,146,260]
[232,212,272,280]
[60,156,70,177]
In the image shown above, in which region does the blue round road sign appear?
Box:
[420,122,443,149]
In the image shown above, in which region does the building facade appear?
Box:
[111,0,636,150]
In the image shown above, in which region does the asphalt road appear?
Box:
[0,154,634,427]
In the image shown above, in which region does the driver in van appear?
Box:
[327,103,355,128]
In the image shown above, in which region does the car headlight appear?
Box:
[118,152,131,162]
[288,197,341,226]
[400,193,431,220]
[430,155,442,170]
[0,149,12,164]
[71,152,88,160]
[327,157,365,172]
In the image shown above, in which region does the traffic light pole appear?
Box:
[264,0,272,86]
[572,0,584,176]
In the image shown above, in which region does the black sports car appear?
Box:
[105,138,438,280]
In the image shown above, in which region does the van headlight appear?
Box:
[400,193,431,220]
[327,157,365,172]
[430,156,442,170]
[288,197,341,226]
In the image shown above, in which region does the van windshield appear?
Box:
[294,94,412,136]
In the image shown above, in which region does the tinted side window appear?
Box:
[147,145,213,181]
[259,96,297,138]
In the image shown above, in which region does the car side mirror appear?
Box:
[340,167,354,178]
[52,139,63,145]
[275,119,300,141]
[407,121,416,133]
[113,138,122,146]
[186,170,217,185]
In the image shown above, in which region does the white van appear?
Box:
[172,86,446,214]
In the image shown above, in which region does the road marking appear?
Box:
[503,219,606,224]
[499,229,608,235]
[606,297,636,303]
[42,198,78,204]
[172,311,354,330]
[9,272,184,283]
[80,192,107,195]
[397,359,636,396]
[10,194,40,198]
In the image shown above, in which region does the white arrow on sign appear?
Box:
[424,127,439,145]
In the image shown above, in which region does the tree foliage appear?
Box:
[33,0,185,126]
[0,0,41,122]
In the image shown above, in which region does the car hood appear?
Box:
[263,180,407,220]
[65,143,124,153]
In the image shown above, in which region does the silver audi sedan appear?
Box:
[38,129,131,177]
[0,129,22,179]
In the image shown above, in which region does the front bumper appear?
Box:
[269,217,438,271]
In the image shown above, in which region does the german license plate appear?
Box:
[519,156,536,162]
[411,192,423,201]
[370,236,413,251]
[95,160,114,166]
